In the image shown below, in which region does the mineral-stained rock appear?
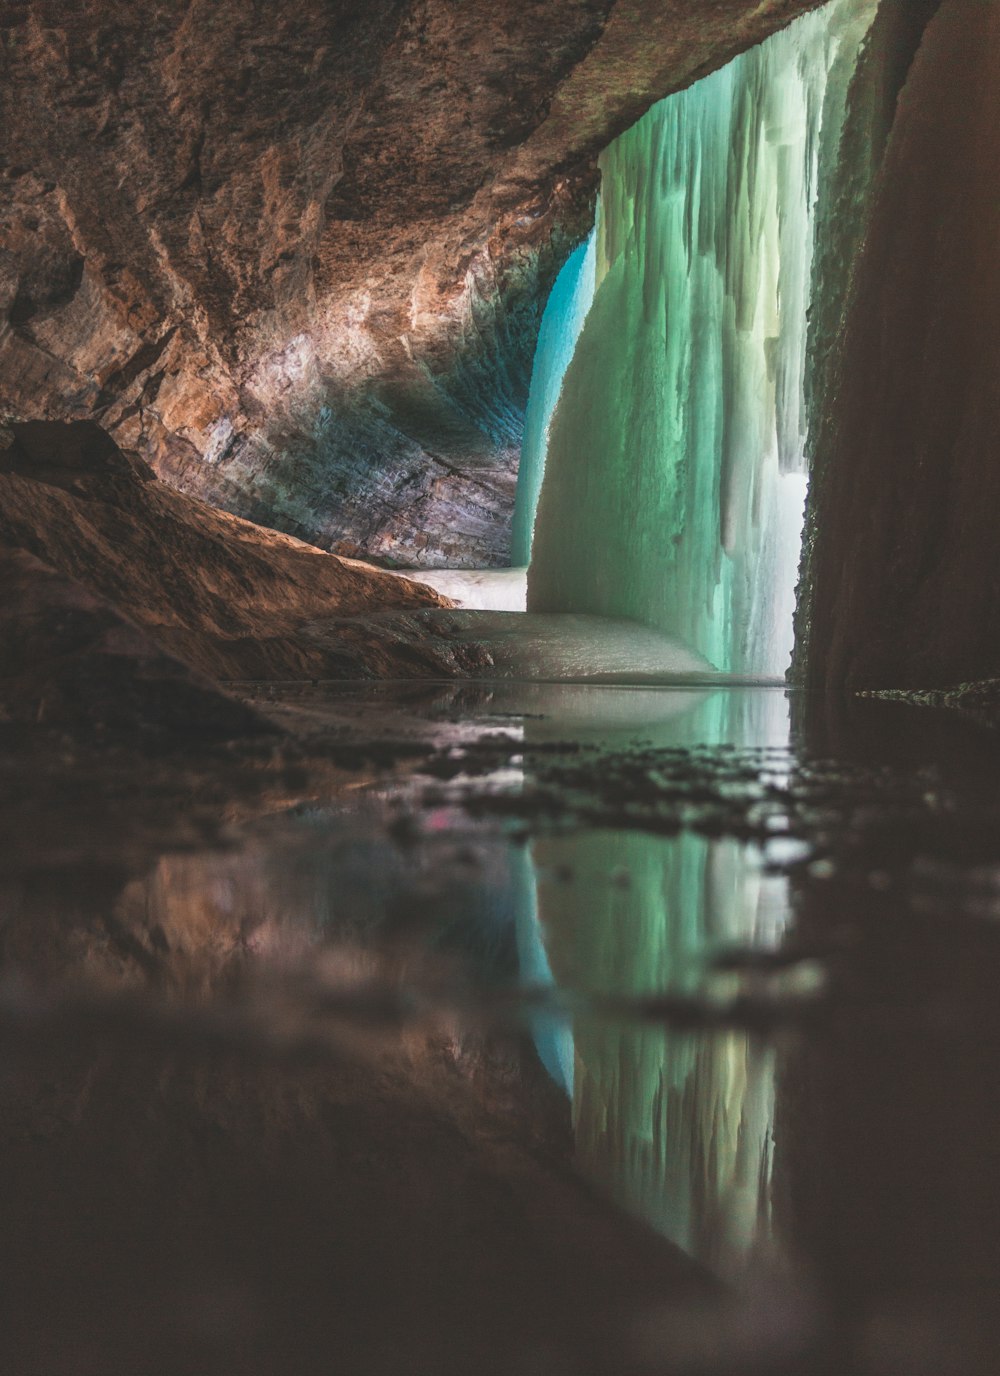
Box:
[0,1,823,567]
[0,420,486,685]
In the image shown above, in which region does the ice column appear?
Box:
[527,0,877,676]
[511,233,597,566]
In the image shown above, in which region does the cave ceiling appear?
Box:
[0,0,822,566]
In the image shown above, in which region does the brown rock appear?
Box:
[0,2,823,565]
[0,420,485,686]
[0,543,270,739]
[802,0,1000,689]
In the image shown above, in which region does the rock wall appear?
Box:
[0,421,490,693]
[801,0,1000,689]
[1,1,822,566]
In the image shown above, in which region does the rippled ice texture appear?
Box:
[528,0,877,677]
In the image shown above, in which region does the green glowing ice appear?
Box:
[527,0,877,677]
[511,233,596,566]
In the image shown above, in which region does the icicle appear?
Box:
[511,232,596,566]
[526,0,877,677]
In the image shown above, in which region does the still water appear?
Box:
[6,683,1000,1373]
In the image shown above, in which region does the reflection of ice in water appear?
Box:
[525,686,792,1278]
[534,830,787,1279]
[514,844,575,1097]
[503,679,792,748]
[113,682,793,1282]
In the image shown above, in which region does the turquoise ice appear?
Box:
[525,0,877,677]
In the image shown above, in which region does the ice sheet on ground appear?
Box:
[400,567,527,611]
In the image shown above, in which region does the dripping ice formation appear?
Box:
[511,232,597,566]
[526,0,877,677]
[404,236,594,614]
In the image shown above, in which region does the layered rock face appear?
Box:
[1,1,822,568]
[0,422,487,730]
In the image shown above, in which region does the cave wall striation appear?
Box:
[1,0,823,566]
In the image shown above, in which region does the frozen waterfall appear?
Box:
[525,0,878,677]
[510,233,597,566]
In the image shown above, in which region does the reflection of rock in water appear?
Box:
[537,827,788,1278]
[0,802,708,1375]
[771,776,1000,1370]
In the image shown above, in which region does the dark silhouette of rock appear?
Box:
[0,543,270,739]
[0,420,486,686]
